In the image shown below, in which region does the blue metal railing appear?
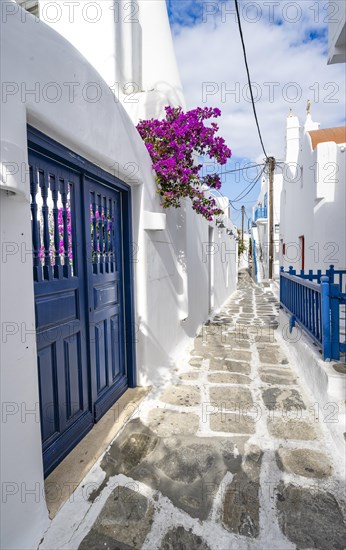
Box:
[289,265,345,292]
[254,206,267,221]
[280,265,346,362]
[252,237,258,283]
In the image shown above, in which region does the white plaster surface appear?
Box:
[0,3,237,549]
[38,0,186,122]
[280,112,346,273]
[278,309,346,457]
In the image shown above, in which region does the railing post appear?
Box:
[289,265,296,276]
[328,264,335,284]
[253,239,258,282]
[280,266,284,303]
[329,282,340,361]
[321,276,331,360]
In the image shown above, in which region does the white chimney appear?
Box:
[285,110,300,165]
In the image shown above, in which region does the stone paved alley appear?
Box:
[40,270,346,550]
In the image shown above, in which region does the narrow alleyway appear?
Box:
[41,270,346,550]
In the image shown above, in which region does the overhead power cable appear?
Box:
[230,167,263,202]
[229,202,242,212]
[211,187,241,212]
[211,166,264,216]
[231,167,265,203]
[219,162,265,175]
[211,159,266,230]
[234,0,269,160]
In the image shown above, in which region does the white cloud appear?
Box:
[171,1,346,163]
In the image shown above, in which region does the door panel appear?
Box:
[110,314,121,380]
[84,178,127,421]
[37,344,59,443]
[29,150,92,475]
[28,128,135,476]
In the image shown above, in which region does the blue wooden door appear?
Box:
[84,178,128,421]
[28,128,135,476]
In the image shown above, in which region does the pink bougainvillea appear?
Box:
[38,207,72,265]
[137,106,232,221]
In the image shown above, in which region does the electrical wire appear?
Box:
[231,166,265,203]
[211,165,264,216]
[229,202,242,212]
[234,0,268,160]
[210,186,241,212]
[219,162,265,175]
[230,168,263,202]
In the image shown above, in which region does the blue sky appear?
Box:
[167,0,205,27]
[165,0,345,227]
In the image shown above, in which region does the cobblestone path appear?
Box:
[41,270,346,550]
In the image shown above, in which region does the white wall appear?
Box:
[140,203,238,385]
[273,172,283,277]
[0,6,150,548]
[280,121,346,273]
[38,0,186,122]
[239,233,250,270]
[0,193,51,550]
[0,4,237,549]
[327,0,346,64]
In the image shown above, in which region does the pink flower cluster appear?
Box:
[137,106,232,221]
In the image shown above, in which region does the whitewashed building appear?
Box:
[328,0,346,64]
[251,170,282,283]
[280,108,346,272]
[0,2,238,549]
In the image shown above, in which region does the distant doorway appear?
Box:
[299,235,305,271]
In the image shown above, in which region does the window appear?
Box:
[16,1,39,17]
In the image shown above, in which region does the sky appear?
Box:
[166,0,346,227]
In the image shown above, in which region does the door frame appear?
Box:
[28,126,137,470]
[299,235,305,272]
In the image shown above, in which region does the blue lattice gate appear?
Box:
[28,127,136,476]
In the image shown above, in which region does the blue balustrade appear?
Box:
[280,265,346,362]
[252,238,258,283]
[254,206,267,221]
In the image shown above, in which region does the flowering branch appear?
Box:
[137,106,232,221]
